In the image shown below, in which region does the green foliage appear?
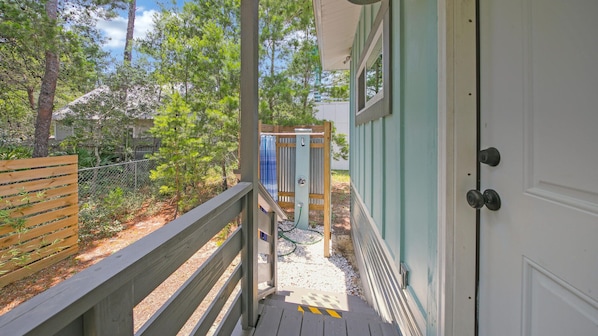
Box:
[0,146,33,160]
[78,188,151,240]
[0,209,27,233]
[214,222,237,246]
[321,70,350,101]
[0,188,32,233]
[104,187,125,218]
[332,170,350,184]
[258,0,323,125]
[331,125,349,161]
[0,0,128,152]
[70,148,116,168]
[149,93,205,215]
[140,1,242,214]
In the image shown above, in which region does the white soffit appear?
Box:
[313,0,361,70]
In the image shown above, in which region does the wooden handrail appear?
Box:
[257,182,287,222]
[0,182,252,336]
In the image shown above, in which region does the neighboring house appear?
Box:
[53,85,161,141]
[314,1,598,335]
[314,101,350,170]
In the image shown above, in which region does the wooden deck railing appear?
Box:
[257,182,286,300]
[0,182,281,336]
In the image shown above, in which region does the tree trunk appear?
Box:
[124,0,136,64]
[27,86,36,110]
[33,0,59,158]
[221,160,228,191]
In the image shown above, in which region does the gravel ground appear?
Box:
[275,220,364,298]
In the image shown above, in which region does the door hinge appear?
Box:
[399,263,409,290]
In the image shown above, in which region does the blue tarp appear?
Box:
[260,135,278,201]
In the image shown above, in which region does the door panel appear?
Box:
[522,258,598,336]
[479,0,598,335]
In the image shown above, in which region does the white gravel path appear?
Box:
[274,221,364,298]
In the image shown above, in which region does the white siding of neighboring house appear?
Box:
[54,119,154,141]
[315,102,350,170]
[54,122,73,141]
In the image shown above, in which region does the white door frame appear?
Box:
[437,0,478,335]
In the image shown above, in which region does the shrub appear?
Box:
[78,188,151,241]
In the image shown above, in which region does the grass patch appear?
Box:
[332,170,350,183]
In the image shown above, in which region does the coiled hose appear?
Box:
[277,205,323,257]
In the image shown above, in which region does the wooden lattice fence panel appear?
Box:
[0,156,78,287]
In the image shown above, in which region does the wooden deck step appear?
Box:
[251,288,401,336]
[253,304,400,336]
[266,287,380,317]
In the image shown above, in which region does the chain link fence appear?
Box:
[78,159,157,200]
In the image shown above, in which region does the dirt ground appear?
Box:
[0,179,353,316]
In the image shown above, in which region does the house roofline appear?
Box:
[313,0,362,71]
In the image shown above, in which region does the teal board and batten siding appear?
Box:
[349,1,437,335]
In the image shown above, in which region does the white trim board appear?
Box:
[436,0,478,335]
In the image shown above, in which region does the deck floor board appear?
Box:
[277,309,302,336]
[346,317,372,336]
[300,312,324,336]
[323,315,347,336]
[252,289,402,336]
[254,305,283,336]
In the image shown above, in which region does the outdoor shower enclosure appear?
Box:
[259,122,332,257]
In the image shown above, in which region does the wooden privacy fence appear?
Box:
[0,156,78,287]
[259,122,332,257]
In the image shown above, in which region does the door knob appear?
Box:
[466,189,501,211]
[479,147,500,166]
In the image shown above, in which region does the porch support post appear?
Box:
[240,0,260,330]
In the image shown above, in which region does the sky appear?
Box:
[96,1,184,59]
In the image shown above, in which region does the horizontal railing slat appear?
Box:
[0,215,77,247]
[260,124,325,133]
[214,292,242,336]
[0,227,77,267]
[131,198,244,305]
[0,205,78,236]
[0,156,77,171]
[278,191,324,199]
[277,142,324,148]
[257,182,287,222]
[191,264,242,336]
[0,185,77,211]
[278,202,325,211]
[0,235,77,273]
[7,193,77,218]
[0,165,77,185]
[138,228,243,335]
[0,174,77,198]
[0,245,78,288]
[0,182,252,336]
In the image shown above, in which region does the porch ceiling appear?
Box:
[313,0,361,70]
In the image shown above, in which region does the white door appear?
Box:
[478,1,598,335]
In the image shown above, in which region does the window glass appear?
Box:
[365,37,383,102]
